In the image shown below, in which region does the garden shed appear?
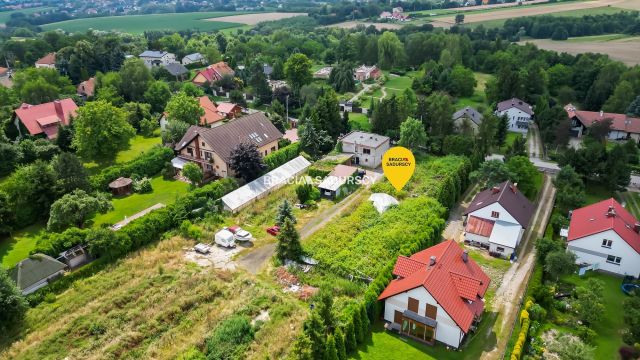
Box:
[221,156,311,212]
[108,177,133,196]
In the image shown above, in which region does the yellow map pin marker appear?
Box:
[382,146,415,192]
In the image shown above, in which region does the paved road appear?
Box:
[481,174,556,360]
[529,123,560,174]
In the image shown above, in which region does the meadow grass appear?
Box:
[0,223,45,269]
[349,112,371,131]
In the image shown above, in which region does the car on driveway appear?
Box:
[227,225,253,242]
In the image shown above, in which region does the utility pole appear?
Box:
[286,94,289,121]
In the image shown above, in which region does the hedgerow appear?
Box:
[263,142,301,171]
[90,146,174,190]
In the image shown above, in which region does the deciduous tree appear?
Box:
[144,80,172,113]
[47,190,112,231]
[119,58,153,102]
[0,266,27,331]
[165,91,204,125]
[398,117,427,151]
[51,152,90,195]
[182,162,203,187]
[285,53,312,95]
[229,142,267,182]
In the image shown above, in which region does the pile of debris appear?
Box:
[275,266,318,300]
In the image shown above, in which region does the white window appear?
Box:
[601,239,612,248]
[606,255,621,265]
[496,246,505,252]
[491,211,500,218]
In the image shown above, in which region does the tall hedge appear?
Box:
[263,142,301,171]
[90,146,174,190]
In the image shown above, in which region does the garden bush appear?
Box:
[133,177,153,193]
[308,167,331,179]
[263,142,301,171]
[205,315,255,360]
[31,227,90,257]
[90,146,173,190]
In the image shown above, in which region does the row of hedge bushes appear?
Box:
[511,301,534,360]
[89,146,174,190]
[263,142,301,171]
[26,178,238,306]
[307,166,331,179]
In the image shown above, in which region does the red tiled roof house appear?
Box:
[567,198,640,277]
[77,77,95,98]
[35,52,56,69]
[462,180,534,259]
[378,240,490,348]
[160,96,225,130]
[565,104,640,142]
[192,61,235,87]
[13,99,78,139]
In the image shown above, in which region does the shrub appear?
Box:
[205,316,255,360]
[90,146,173,190]
[263,142,301,170]
[161,161,175,179]
[32,227,90,257]
[296,183,315,203]
[133,177,153,193]
[528,303,547,321]
[308,167,331,179]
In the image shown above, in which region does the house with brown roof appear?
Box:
[77,77,95,98]
[172,112,283,179]
[565,104,640,142]
[35,52,56,69]
[354,65,382,82]
[160,96,225,130]
[192,61,235,87]
[495,98,533,134]
[452,106,483,134]
[13,99,78,139]
[463,180,534,259]
[378,240,490,348]
[216,102,242,119]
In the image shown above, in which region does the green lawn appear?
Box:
[455,72,491,111]
[41,11,245,33]
[91,176,189,227]
[0,6,54,24]
[84,135,161,175]
[384,75,413,90]
[349,112,371,132]
[562,272,626,359]
[0,223,44,269]
[585,181,613,205]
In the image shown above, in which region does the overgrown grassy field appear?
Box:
[41,12,245,33]
[84,135,162,175]
[0,237,307,359]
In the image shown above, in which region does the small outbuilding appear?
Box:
[10,254,67,295]
[369,193,399,213]
[108,177,133,196]
[57,244,91,269]
[317,164,361,200]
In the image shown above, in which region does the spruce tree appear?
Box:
[316,287,335,330]
[275,199,296,226]
[324,334,339,360]
[344,320,357,353]
[342,111,351,134]
[276,218,302,262]
[353,308,363,344]
[495,114,509,147]
[359,304,370,336]
[334,328,347,360]
[303,311,326,360]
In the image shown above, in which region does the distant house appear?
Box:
[76,77,95,98]
[313,67,333,79]
[463,181,534,259]
[35,52,56,69]
[263,63,273,78]
[13,99,78,139]
[268,79,288,92]
[340,131,390,168]
[354,65,382,82]
[452,106,483,133]
[217,102,242,119]
[378,240,490,348]
[160,96,225,130]
[495,98,533,133]
[0,66,13,88]
[380,7,410,21]
[139,50,176,68]
[182,52,206,66]
[163,63,189,81]
[567,198,640,277]
[317,164,362,199]
[565,104,640,142]
[172,112,283,179]
[0,67,9,78]
[10,254,67,295]
[192,61,235,86]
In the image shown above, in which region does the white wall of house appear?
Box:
[468,203,519,227]
[342,141,390,168]
[496,108,531,133]
[141,53,176,68]
[567,229,640,277]
[464,232,490,246]
[489,242,516,258]
[383,286,465,348]
[35,63,55,69]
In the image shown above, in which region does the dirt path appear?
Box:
[349,84,372,103]
[442,184,480,241]
[481,175,556,360]
[528,123,544,159]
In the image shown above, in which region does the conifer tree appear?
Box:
[276,199,296,226]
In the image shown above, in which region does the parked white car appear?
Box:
[214,229,236,248]
[227,225,253,242]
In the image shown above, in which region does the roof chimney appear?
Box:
[635,223,640,234]
[606,206,616,218]
[599,110,604,117]
[511,183,518,193]
[429,256,436,266]
[491,186,500,194]
[462,250,468,263]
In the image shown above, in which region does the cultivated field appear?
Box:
[521,35,640,66]
[208,12,307,25]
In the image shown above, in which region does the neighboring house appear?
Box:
[463,181,534,259]
[172,112,283,179]
[76,77,95,98]
[313,66,332,79]
[565,104,640,142]
[163,62,190,81]
[35,52,56,69]
[378,240,490,348]
[340,131,390,168]
[495,98,534,133]
[567,198,640,277]
[317,164,361,199]
[0,67,8,78]
[139,50,176,68]
[9,254,67,295]
[380,7,410,21]
[182,52,206,66]
[217,102,242,119]
[192,61,235,86]
[268,79,288,92]
[452,106,483,133]
[0,67,12,88]
[160,95,225,129]
[263,63,273,78]
[13,99,78,139]
[354,65,382,82]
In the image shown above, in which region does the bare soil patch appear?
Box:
[208,12,307,25]
[521,37,640,66]
[324,21,404,30]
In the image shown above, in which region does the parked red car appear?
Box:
[266,225,280,236]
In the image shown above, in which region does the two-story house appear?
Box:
[495,98,534,134]
[378,240,490,348]
[172,112,282,179]
[567,198,640,277]
[452,106,483,134]
[463,181,534,259]
[192,62,235,87]
[35,52,56,69]
[13,99,78,140]
[354,65,382,82]
[565,104,640,142]
[139,51,176,68]
[340,131,390,168]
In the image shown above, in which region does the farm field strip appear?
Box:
[519,36,640,66]
[206,12,307,25]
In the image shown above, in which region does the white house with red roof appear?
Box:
[35,52,56,69]
[495,98,534,134]
[378,240,490,348]
[565,104,640,142]
[463,181,534,259]
[13,99,78,139]
[192,62,235,87]
[567,198,640,277]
